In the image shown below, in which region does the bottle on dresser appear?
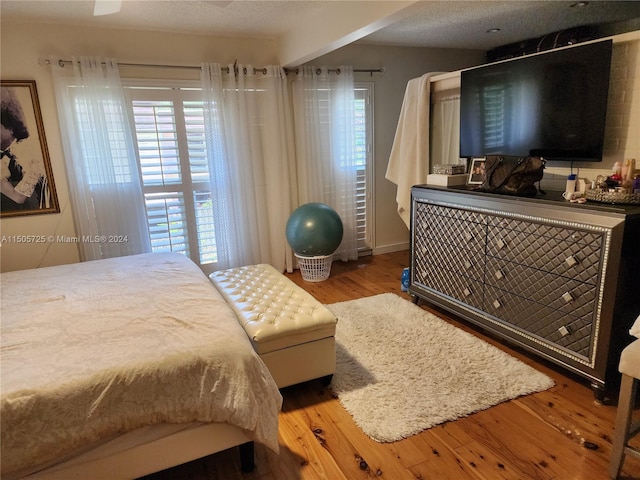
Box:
[563,173,578,200]
[620,159,635,189]
[606,159,636,193]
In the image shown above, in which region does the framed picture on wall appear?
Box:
[468,157,486,185]
[1,80,59,217]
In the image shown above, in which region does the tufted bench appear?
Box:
[209,264,337,388]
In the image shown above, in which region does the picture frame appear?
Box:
[468,157,486,185]
[1,80,59,217]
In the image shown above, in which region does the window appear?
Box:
[125,85,217,273]
[124,81,373,270]
[354,83,374,254]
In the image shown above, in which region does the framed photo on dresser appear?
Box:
[468,157,486,185]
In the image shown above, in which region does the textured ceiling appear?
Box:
[1,0,327,38]
[2,0,640,52]
[363,1,640,49]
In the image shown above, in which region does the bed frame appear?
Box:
[2,253,281,480]
[23,424,254,479]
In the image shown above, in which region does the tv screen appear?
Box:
[460,39,612,162]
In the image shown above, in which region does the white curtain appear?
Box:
[292,66,358,262]
[430,96,461,165]
[50,57,151,261]
[200,63,296,272]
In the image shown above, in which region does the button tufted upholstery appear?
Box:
[210,264,337,388]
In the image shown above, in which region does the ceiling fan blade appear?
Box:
[93,0,122,16]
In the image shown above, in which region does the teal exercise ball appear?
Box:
[286,203,344,256]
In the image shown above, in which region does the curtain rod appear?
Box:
[39,58,385,75]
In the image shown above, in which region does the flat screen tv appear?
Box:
[460,39,612,162]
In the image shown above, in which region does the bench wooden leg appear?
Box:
[239,441,255,473]
[320,374,333,386]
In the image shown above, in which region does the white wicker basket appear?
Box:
[295,254,333,282]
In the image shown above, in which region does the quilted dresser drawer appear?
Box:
[414,202,486,254]
[414,235,485,282]
[486,220,603,283]
[484,257,597,318]
[414,264,484,310]
[419,202,485,224]
[483,285,594,359]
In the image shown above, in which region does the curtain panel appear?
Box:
[430,96,461,166]
[50,57,151,261]
[50,58,358,271]
[200,63,296,272]
[292,66,358,262]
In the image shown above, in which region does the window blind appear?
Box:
[129,87,217,269]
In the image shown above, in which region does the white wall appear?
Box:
[309,43,485,254]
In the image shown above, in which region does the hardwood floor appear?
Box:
[145,251,640,480]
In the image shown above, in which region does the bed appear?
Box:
[0,253,283,479]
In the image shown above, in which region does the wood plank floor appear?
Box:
[144,251,640,480]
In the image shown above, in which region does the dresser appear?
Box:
[409,185,640,400]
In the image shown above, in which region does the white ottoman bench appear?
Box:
[209,264,337,388]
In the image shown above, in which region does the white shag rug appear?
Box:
[326,293,555,443]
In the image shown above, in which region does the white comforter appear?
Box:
[0,253,282,476]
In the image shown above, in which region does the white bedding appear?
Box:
[0,253,282,477]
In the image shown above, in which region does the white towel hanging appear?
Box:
[385,72,444,228]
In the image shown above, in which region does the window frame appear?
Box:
[123,80,219,273]
[354,81,374,254]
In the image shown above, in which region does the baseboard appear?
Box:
[372,242,409,255]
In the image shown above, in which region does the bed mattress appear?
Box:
[0,253,282,477]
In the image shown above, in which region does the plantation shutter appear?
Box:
[127,86,218,272]
[354,84,372,253]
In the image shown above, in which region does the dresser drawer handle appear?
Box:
[465,232,473,241]
[463,287,472,297]
[494,270,504,280]
[562,291,574,303]
[565,255,578,267]
[493,299,502,309]
[495,238,506,249]
[464,260,472,269]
